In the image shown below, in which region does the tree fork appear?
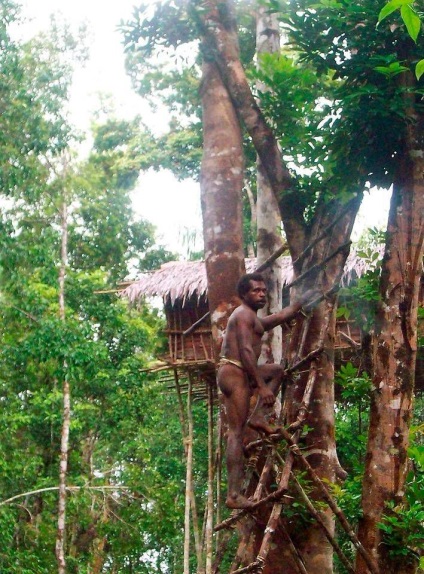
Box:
[192,0,307,257]
[280,429,380,574]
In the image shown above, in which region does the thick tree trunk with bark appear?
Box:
[356,107,424,574]
[199,22,246,572]
[200,57,246,358]
[261,198,361,574]
[195,0,306,258]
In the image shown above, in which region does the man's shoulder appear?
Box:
[229,304,256,324]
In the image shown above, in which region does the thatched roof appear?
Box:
[121,249,381,306]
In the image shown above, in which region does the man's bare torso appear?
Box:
[220,304,265,362]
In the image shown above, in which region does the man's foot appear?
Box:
[248,416,282,436]
[225,494,255,510]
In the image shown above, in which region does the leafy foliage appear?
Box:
[271,0,424,194]
[378,0,424,77]
[378,428,424,567]
[0,4,188,571]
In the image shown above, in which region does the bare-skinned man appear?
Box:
[217,272,319,510]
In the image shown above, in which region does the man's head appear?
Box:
[236,273,267,310]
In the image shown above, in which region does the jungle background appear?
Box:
[0,0,423,573]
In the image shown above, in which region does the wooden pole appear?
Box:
[205,382,215,573]
[184,375,194,574]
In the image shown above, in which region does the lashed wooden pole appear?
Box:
[175,370,202,565]
[184,375,194,574]
[290,472,355,574]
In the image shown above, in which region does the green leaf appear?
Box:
[400,4,421,41]
[378,0,408,23]
[416,59,424,80]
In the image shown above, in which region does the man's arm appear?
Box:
[233,314,263,387]
[235,314,274,399]
[260,288,322,332]
[260,301,302,332]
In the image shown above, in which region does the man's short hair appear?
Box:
[236,273,266,298]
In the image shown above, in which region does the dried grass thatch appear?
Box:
[121,248,382,306]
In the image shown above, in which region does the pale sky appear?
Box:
[18,1,389,256]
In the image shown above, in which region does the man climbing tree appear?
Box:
[218,273,318,509]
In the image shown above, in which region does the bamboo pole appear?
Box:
[175,370,202,563]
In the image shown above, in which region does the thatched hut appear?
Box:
[120,250,393,367]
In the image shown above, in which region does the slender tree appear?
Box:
[255,5,284,365]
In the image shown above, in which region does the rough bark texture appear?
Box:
[256,7,283,365]
[356,105,424,574]
[199,34,246,571]
[200,57,246,359]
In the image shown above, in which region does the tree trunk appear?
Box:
[356,103,424,574]
[56,198,70,574]
[195,0,306,258]
[256,6,284,365]
[199,11,246,571]
[262,198,360,574]
[200,56,246,358]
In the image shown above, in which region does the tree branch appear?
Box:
[0,485,134,507]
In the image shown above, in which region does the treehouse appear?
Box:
[120,250,413,369]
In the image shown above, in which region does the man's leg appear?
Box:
[218,365,254,509]
[248,364,285,435]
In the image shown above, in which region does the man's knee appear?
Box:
[260,363,284,382]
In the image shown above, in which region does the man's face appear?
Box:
[242,280,267,310]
